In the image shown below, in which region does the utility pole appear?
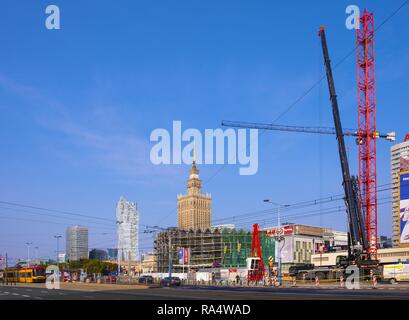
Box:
[264,200,289,286]
[5,253,8,285]
[128,251,131,278]
[144,225,172,279]
[25,242,33,268]
[34,246,39,262]
[139,250,143,276]
[116,220,123,278]
[54,235,62,283]
[168,235,172,280]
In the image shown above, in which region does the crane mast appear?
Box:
[318,26,373,263]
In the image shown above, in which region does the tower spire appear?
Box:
[193,142,197,164]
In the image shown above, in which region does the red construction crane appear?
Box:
[247,223,264,283]
[357,10,378,258]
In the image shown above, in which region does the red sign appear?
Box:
[405,134,409,142]
[266,225,294,237]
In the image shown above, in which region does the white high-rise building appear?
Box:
[116,196,139,262]
[66,225,88,261]
[391,140,409,247]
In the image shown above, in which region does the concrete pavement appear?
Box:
[1,281,409,300]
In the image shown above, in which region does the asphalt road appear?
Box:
[1,283,409,300]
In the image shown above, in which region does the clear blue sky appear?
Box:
[1,0,408,263]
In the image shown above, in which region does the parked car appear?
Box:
[160,276,181,287]
[138,275,154,284]
[106,275,117,283]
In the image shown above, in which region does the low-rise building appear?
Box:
[261,224,348,272]
[140,252,157,273]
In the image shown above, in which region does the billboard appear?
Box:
[266,225,294,237]
[401,157,409,172]
[400,171,409,245]
[278,236,294,263]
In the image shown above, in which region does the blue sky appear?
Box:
[0,0,408,262]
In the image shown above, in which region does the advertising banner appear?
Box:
[184,248,189,264]
[401,157,409,172]
[400,171,409,245]
[178,247,184,264]
[266,225,294,237]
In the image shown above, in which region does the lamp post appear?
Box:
[54,235,62,282]
[144,225,171,279]
[116,221,123,277]
[54,235,62,264]
[34,246,39,263]
[139,250,143,276]
[263,200,290,286]
[25,242,33,268]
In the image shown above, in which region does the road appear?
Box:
[1,282,409,300]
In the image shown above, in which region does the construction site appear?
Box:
[150,8,409,285]
[154,227,275,272]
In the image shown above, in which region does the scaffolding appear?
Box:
[154,228,223,272]
[154,228,276,272]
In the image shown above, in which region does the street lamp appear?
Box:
[116,221,123,277]
[263,200,290,286]
[54,235,62,282]
[144,226,171,280]
[34,246,39,262]
[54,235,62,264]
[25,242,33,268]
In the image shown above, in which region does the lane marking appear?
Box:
[26,289,32,292]
[34,297,44,300]
[12,293,19,296]
[22,295,30,298]
[41,290,48,294]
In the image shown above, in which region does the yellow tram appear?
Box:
[3,266,46,283]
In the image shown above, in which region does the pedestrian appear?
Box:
[292,276,297,287]
[372,274,378,289]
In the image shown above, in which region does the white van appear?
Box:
[383,262,409,284]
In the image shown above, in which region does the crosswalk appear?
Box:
[0,287,48,299]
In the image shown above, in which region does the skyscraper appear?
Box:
[391,140,409,247]
[177,160,212,230]
[116,196,139,261]
[66,225,88,261]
